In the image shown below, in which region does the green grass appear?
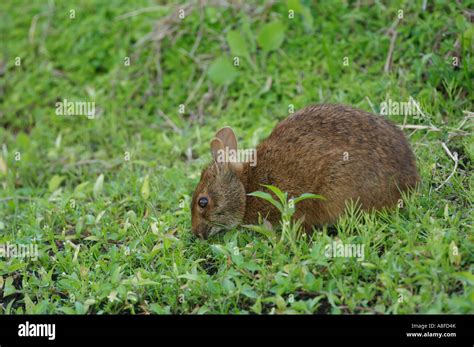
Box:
[0,0,473,314]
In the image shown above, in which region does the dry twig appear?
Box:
[435,142,459,191]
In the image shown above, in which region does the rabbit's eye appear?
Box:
[198,197,208,208]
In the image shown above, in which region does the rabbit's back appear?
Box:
[244,104,419,227]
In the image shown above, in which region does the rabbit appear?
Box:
[191,104,419,239]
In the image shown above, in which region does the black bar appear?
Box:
[0,315,472,345]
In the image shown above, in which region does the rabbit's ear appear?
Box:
[229,160,243,175]
[215,127,238,151]
[210,138,225,163]
[210,136,243,175]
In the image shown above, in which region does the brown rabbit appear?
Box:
[191,104,419,239]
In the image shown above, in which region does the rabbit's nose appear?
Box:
[193,225,209,240]
[196,230,209,240]
[196,232,208,240]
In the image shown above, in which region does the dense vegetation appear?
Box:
[0,0,472,314]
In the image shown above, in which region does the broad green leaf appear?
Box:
[242,224,276,242]
[257,21,285,52]
[75,301,86,314]
[178,273,202,282]
[150,303,170,314]
[73,181,90,197]
[205,7,218,24]
[222,278,235,293]
[247,190,283,211]
[3,277,16,297]
[84,298,96,311]
[292,193,326,205]
[288,0,314,32]
[251,298,262,314]
[243,261,261,272]
[262,184,286,205]
[454,272,474,285]
[361,262,377,269]
[241,287,258,299]
[210,244,229,256]
[75,217,84,234]
[135,279,160,286]
[197,306,210,314]
[207,56,238,85]
[93,174,104,198]
[57,307,76,314]
[287,0,304,12]
[141,174,150,200]
[111,266,121,284]
[48,175,64,192]
[227,30,250,59]
[24,293,35,313]
[16,132,30,148]
[275,295,287,310]
[463,26,474,51]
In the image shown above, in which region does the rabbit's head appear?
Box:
[191,127,246,239]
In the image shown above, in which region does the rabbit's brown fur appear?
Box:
[191,104,419,239]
